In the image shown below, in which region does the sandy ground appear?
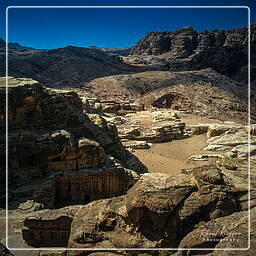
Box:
[134,134,212,174]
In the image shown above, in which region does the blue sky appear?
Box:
[0,0,255,49]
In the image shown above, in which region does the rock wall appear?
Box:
[1,78,126,162]
[34,166,138,208]
[1,78,145,211]
[130,25,256,83]
[22,165,245,249]
[22,206,76,247]
[130,25,252,58]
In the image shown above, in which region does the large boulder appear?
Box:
[126,173,197,243]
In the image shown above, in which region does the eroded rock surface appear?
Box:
[22,165,245,249]
[130,25,256,83]
[1,78,146,211]
[176,208,255,254]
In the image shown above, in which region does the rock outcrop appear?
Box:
[34,165,138,208]
[22,165,242,249]
[22,206,77,247]
[130,25,256,83]
[131,26,198,57]
[1,77,145,211]
[87,69,250,123]
[175,207,255,254]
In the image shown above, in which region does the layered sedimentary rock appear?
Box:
[86,69,250,123]
[22,206,77,247]
[131,26,198,57]
[119,121,186,143]
[130,26,251,57]
[130,25,256,83]
[22,165,243,249]
[34,165,138,208]
[1,77,145,211]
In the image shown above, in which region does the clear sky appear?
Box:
[0,0,255,49]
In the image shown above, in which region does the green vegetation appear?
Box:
[194,220,206,229]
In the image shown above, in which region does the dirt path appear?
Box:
[134,134,212,174]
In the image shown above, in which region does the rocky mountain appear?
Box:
[0,38,34,50]
[0,25,254,89]
[0,77,147,210]
[0,45,145,88]
[130,26,250,56]
[129,25,256,83]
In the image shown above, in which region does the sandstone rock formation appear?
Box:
[22,206,77,247]
[130,25,256,83]
[1,77,146,211]
[22,165,242,249]
[86,69,250,123]
[131,26,198,57]
[175,208,254,254]
[34,165,138,208]
[118,121,186,143]
[1,24,255,255]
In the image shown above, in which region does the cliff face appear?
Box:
[130,25,253,57]
[21,165,251,249]
[130,25,256,83]
[131,26,198,57]
[0,77,145,210]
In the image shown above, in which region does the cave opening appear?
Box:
[51,156,62,162]
[153,94,173,108]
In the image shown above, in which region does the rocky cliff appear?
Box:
[86,69,251,124]
[0,77,146,210]
[130,26,251,57]
[129,25,256,83]
[21,164,254,251]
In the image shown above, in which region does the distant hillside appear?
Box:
[0,45,144,87]
[89,46,132,56]
[0,38,34,50]
[0,24,254,89]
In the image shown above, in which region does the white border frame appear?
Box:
[5,5,251,251]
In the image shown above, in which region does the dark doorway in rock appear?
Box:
[51,156,62,162]
[153,94,173,108]
[84,194,91,204]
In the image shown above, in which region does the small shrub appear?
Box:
[194,220,206,229]
[159,251,172,256]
